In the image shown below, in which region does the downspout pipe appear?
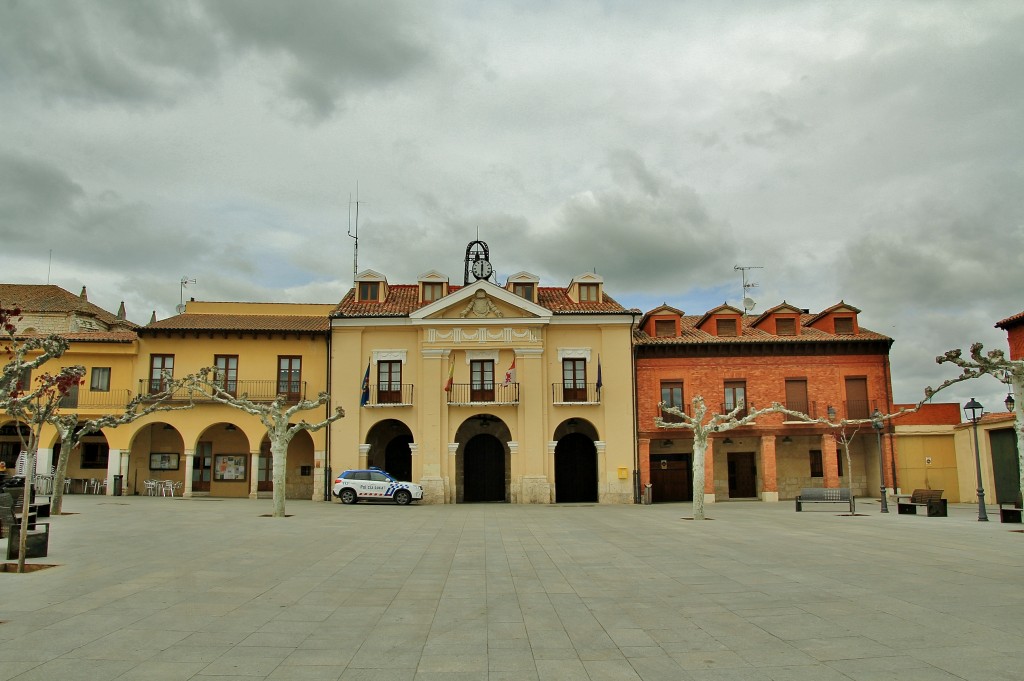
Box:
[630,310,640,503]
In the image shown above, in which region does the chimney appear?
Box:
[80,286,88,301]
[117,301,126,320]
[149,311,157,325]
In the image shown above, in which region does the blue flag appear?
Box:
[359,361,370,406]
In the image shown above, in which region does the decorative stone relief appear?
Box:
[459,290,503,318]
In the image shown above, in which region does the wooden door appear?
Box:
[728,452,757,498]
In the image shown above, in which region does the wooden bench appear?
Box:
[795,487,855,513]
[895,489,947,517]
[998,493,1022,523]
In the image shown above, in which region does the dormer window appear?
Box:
[717,318,737,337]
[579,284,600,302]
[654,319,675,337]
[513,283,535,301]
[776,318,796,336]
[358,282,379,302]
[834,316,854,334]
[422,283,443,302]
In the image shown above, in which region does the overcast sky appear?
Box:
[2,1,1021,413]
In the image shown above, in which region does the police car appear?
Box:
[332,468,424,505]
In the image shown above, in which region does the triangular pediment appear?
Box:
[417,270,447,283]
[411,280,551,321]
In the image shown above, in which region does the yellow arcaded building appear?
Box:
[327,242,639,504]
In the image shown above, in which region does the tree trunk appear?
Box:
[50,433,74,515]
[270,434,290,517]
[16,447,35,573]
[691,434,708,520]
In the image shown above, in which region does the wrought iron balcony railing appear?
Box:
[446,383,520,405]
[58,387,134,410]
[138,379,308,403]
[363,384,414,407]
[551,383,601,404]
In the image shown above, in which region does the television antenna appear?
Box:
[348,183,365,285]
[734,265,762,315]
[177,276,196,314]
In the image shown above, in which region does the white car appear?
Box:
[332,468,423,505]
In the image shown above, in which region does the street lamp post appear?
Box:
[871,408,888,513]
[964,398,988,521]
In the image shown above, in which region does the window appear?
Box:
[90,367,111,392]
[776,317,796,336]
[214,355,238,395]
[149,355,174,393]
[358,281,379,302]
[579,284,600,302]
[784,379,809,415]
[837,448,845,478]
[513,283,535,300]
[844,377,869,419]
[562,358,587,402]
[81,442,109,469]
[258,441,272,491]
[660,380,684,423]
[809,450,823,478]
[834,316,854,334]
[470,360,494,401]
[717,318,737,337]
[14,366,31,393]
[724,380,746,415]
[422,282,443,302]
[654,320,675,337]
[277,356,302,399]
[377,360,402,404]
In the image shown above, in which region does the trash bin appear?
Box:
[112,475,123,496]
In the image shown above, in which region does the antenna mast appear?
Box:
[734,265,763,315]
[177,276,196,314]
[348,183,361,284]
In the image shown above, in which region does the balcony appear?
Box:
[552,383,601,405]
[844,400,877,420]
[58,387,133,410]
[446,383,519,406]
[138,379,308,403]
[363,384,414,407]
[659,404,691,423]
[782,400,819,420]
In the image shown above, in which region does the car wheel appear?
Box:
[340,488,358,505]
[394,489,412,506]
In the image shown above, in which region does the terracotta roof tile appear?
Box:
[0,283,136,329]
[330,284,629,318]
[142,313,329,333]
[996,310,1024,329]
[635,313,891,346]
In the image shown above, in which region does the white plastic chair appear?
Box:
[143,480,158,496]
[84,478,98,494]
[96,479,107,495]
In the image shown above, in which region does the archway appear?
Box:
[554,432,598,503]
[365,419,414,481]
[463,433,506,502]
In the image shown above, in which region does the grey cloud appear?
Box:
[202,0,436,120]
[0,1,220,105]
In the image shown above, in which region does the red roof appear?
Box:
[330,285,629,318]
[996,311,1024,329]
[141,314,329,333]
[635,313,891,346]
[0,284,136,329]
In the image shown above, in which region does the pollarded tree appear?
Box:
[6,367,85,573]
[935,343,1024,506]
[187,368,345,517]
[48,380,194,515]
[656,396,786,520]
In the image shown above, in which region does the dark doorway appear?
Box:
[990,428,1020,504]
[384,435,413,482]
[727,452,757,498]
[464,433,505,502]
[555,433,597,503]
[650,453,692,502]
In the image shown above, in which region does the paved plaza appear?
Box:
[1,494,1022,681]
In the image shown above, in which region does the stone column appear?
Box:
[760,435,779,502]
[313,449,326,502]
[358,444,370,469]
[446,442,459,504]
[105,448,121,496]
[119,450,130,496]
[822,432,840,488]
[595,440,609,502]
[249,450,260,499]
[183,449,195,498]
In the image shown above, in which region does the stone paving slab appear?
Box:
[1,495,1022,680]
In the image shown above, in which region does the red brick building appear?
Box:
[995,310,1024,360]
[635,301,896,504]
